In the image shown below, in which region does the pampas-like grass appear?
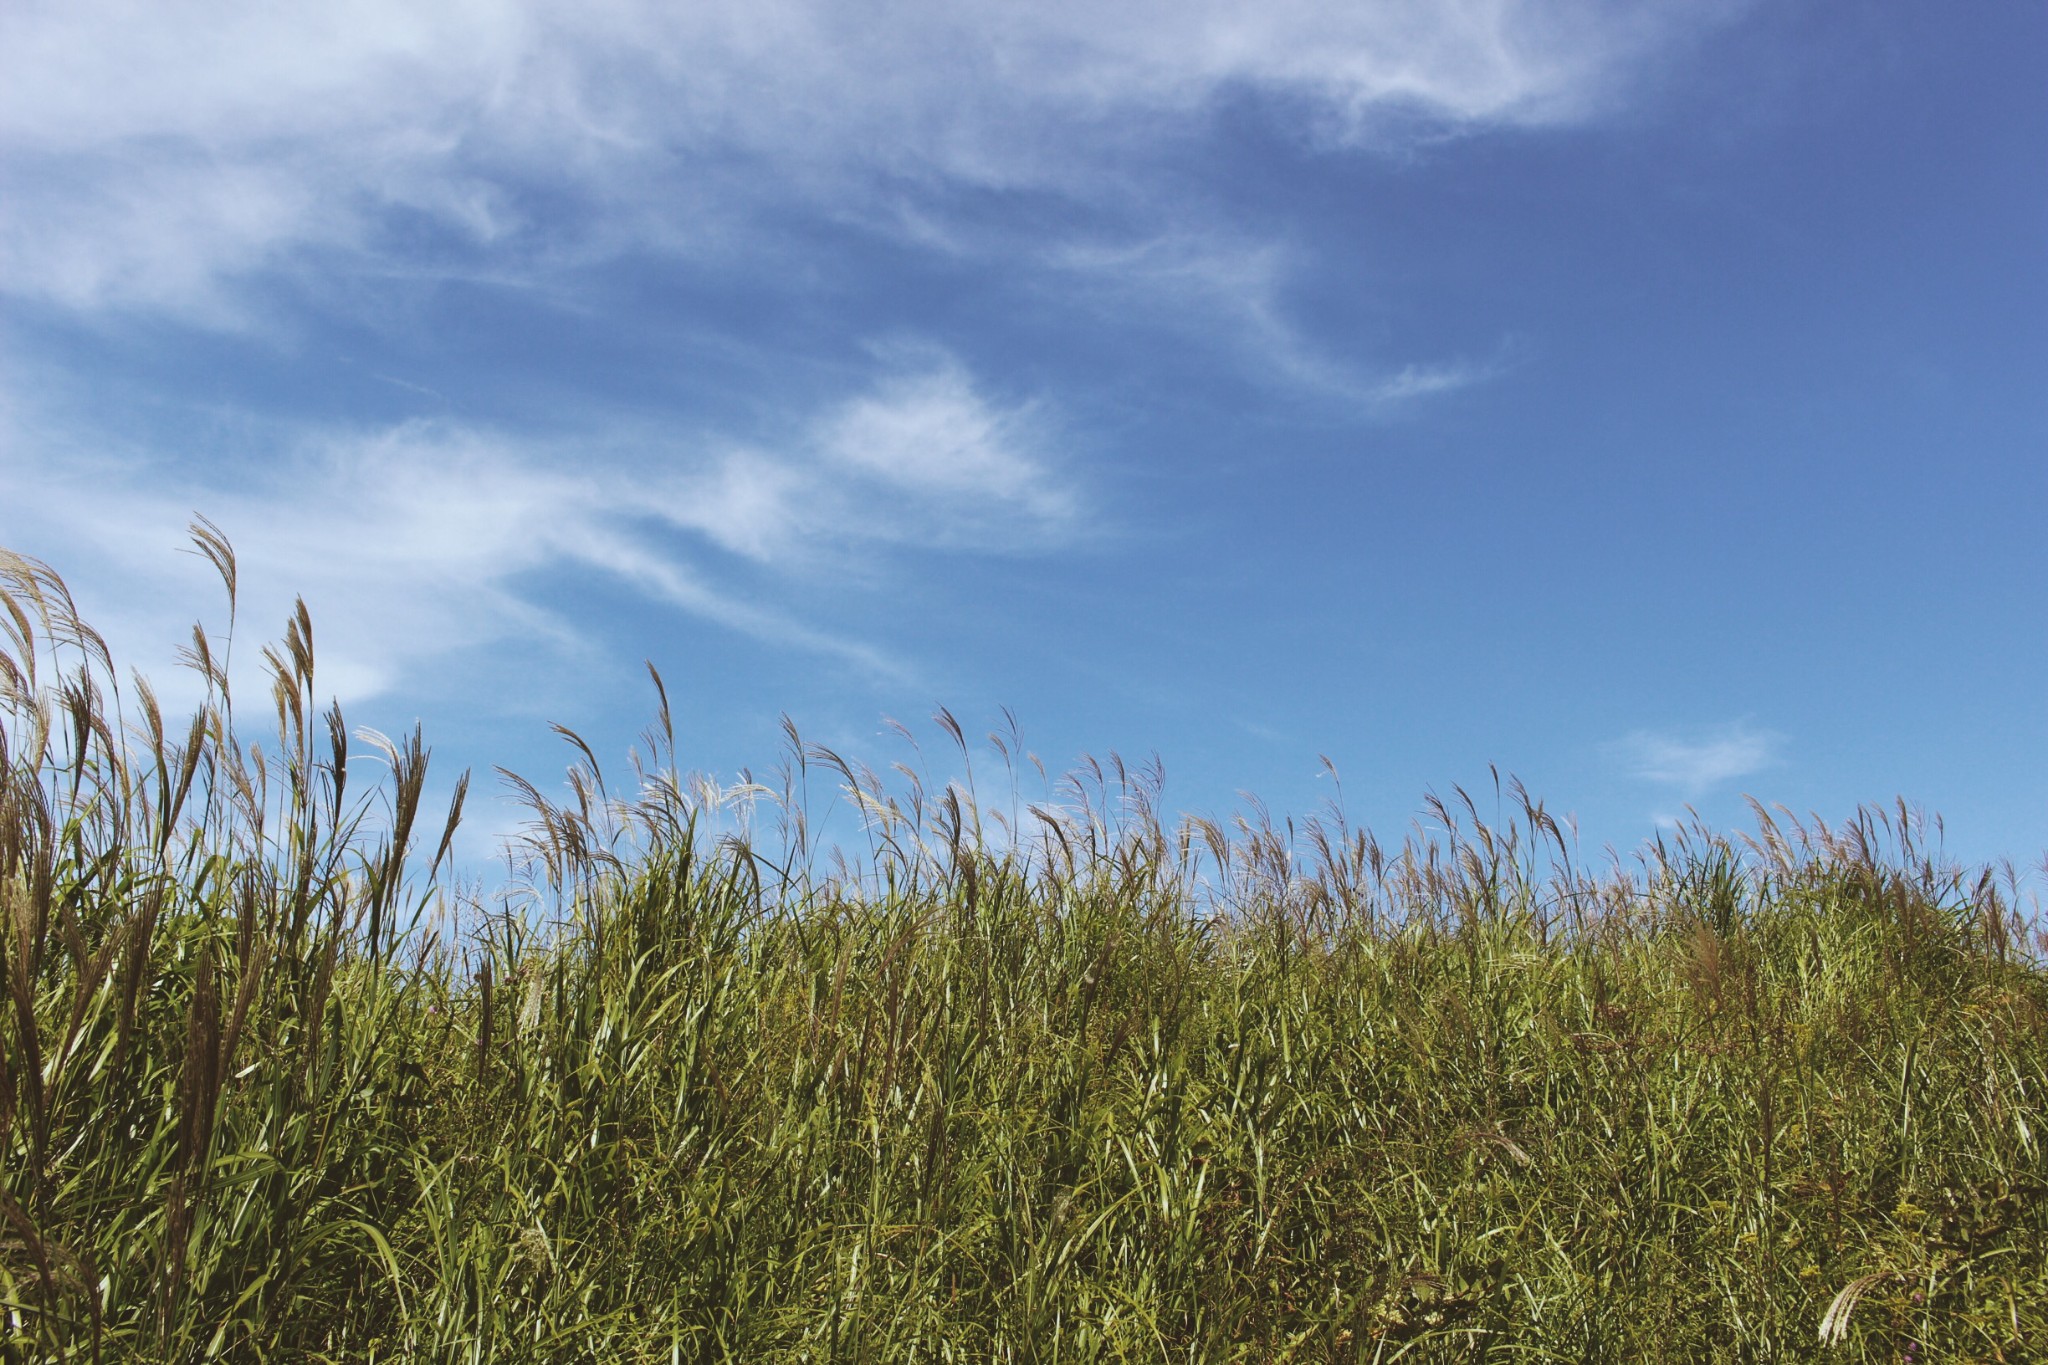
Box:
[0,530,2042,1361]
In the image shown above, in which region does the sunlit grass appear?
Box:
[2,528,2043,1361]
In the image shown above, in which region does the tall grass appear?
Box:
[1,529,2043,1362]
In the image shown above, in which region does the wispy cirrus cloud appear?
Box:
[1047,231,1512,408]
[1609,721,1784,798]
[0,352,1071,703]
[0,0,1747,320]
[655,354,1080,568]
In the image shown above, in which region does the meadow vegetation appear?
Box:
[2,528,2044,1362]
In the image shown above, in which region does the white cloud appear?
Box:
[816,363,1075,530]
[654,356,1077,564]
[0,153,331,321]
[1366,359,1501,404]
[1611,721,1783,796]
[1049,231,1509,408]
[665,452,812,563]
[4,417,625,708]
[0,353,1068,703]
[0,0,1744,318]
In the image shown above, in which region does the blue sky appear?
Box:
[3,1,2043,871]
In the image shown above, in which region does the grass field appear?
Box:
[3,531,2044,1362]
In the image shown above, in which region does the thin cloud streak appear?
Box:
[1049,232,1506,407]
[1611,721,1784,798]
[0,355,1071,702]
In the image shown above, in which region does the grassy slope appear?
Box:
[2,539,2044,1362]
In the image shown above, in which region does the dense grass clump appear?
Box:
[2,532,2044,1362]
